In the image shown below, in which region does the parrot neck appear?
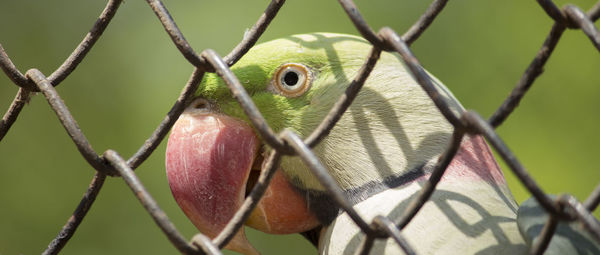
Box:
[301,135,515,225]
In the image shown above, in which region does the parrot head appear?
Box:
[165,33,462,254]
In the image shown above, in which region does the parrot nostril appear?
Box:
[186,98,215,113]
[190,98,211,111]
[193,100,207,109]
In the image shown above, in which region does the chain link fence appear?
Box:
[1,0,599,254]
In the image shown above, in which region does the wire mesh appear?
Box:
[1,0,599,254]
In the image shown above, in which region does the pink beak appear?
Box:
[165,99,319,254]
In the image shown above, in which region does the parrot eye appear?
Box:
[271,63,312,97]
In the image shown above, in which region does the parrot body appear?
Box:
[165,33,596,254]
[517,196,600,254]
[321,135,526,254]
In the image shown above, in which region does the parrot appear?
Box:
[165,33,600,254]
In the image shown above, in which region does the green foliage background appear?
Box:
[0,0,598,254]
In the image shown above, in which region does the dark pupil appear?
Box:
[283,71,299,86]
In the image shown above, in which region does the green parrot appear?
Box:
[165,33,599,254]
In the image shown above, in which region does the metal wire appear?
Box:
[372,216,416,255]
[1,0,599,254]
[104,150,206,255]
[211,150,282,249]
[42,172,106,255]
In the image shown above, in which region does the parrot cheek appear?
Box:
[166,112,259,255]
[246,168,320,234]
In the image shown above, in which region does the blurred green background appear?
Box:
[1,0,598,254]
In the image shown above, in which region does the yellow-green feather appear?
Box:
[196,33,374,135]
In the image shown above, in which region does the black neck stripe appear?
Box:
[291,163,428,225]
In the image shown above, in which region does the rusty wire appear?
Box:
[42,172,106,255]
[1,0,600,254]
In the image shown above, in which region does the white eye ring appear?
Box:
[272,63,312,97]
